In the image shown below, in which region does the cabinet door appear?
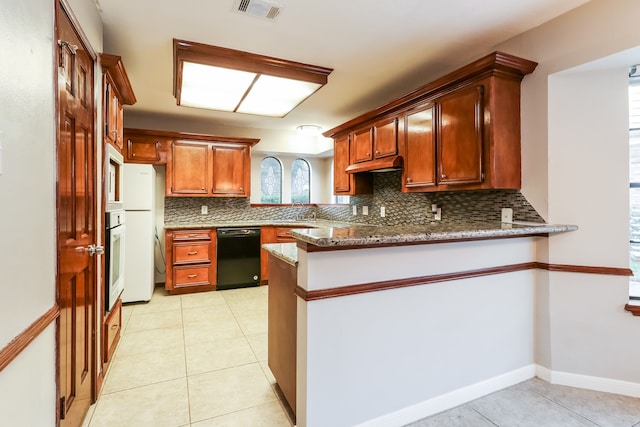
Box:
[125,136,162,163]
[211,143,249,196]
[334,135,351,194]
[168,141,209,195]
[373,117,397,158]
[104,77,120,149]
[403,103,436,190]
[351,126,373,163]
[437,85,484,185]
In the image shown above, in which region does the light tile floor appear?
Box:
[406,378,640,427]
[84,285,640,427]
[83,285,293,427]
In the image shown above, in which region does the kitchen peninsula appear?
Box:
[263,220,577,427]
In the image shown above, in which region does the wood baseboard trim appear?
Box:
[0,305,60,373]
[296,262,633,301]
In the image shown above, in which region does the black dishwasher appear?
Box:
[216,227,261,290]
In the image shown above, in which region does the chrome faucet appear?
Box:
[292,201,304,220]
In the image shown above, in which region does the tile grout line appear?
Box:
[531,390,603,426]
[181,294,194,427]
[468,405,501,426]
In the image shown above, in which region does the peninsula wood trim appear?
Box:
[295,262,633,301]
[0,305,60,373]
[624,304,640,316]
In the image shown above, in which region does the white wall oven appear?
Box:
[105,209,125,311]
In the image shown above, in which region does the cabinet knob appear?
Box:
[375,150,380,155]
[406,177,412,183]
[132,153,136,157]
[441,173,447,179]
[201,187,205,190]
[367,152,370,157]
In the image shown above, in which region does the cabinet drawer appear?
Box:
[103,299,122,363]
[173,230,211,241]
[174,265,211,287]
[173,243,210,264]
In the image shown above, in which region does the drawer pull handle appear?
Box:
[111,324,118,330]
[187,251,198,255]
[187,274,197,278]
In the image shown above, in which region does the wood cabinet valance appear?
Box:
[326,51,538,194]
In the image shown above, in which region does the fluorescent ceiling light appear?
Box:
[173,39,333,118]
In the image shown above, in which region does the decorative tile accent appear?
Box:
[164,171,543,226]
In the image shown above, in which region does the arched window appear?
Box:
[291,158,310,204]
[260,157,282,203]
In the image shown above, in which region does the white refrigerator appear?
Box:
[122,163,156,303]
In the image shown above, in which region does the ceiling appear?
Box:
[96,0,591,153]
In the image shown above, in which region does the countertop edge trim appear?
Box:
[295,262,633,301]
[0,305,60,373]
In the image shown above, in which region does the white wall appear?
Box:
[0,0,104,425]
[493,0,640,388]
[297,239,537,427]
[0,0,57,424]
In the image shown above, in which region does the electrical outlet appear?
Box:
[201,205,208,215]
[352,205,357,216]
[434,207,442,221]
[363,206,369,215]
[501,208,513,223]
[380,206,386,217]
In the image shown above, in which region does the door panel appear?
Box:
[57,2,96,426]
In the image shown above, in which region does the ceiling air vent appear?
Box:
[234,0,283,20]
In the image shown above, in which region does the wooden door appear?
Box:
[373,117,397,159]
[56,2,96,426]
[168,141,209,195]
[211,144,248,196]
[403,103,436,191]
[437,85,484,185]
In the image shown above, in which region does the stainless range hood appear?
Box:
[345,155,403,173]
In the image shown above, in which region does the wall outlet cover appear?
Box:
[363,206,369,215]
[380,206,386,217]
[352,205,357,215]
[201,205,208,215]
[501,208,513,223]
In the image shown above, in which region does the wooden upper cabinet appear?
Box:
[351,126,373,163]
[437,84,484,186]
[334,134,373,196]
[324,51,538,194]
[403,103,436,190]
[100,54,136,153]
[351,117,398,164]
[334,135,352,194]
[125,135,165,163]
[163,132,258,197]
[373,117,398,158]
[168,141,209,196]
[211,143,250,197]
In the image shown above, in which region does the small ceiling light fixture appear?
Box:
[296,125,322,136]
[173,39,333,118]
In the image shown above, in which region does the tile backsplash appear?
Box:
[165,170,543,226]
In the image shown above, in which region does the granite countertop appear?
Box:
[262,243,298,266]
[289,221,578,248]
[163,219,357,230]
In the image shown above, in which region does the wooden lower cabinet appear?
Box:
[260,226,308,284]
[103,298,122,365]
[165,229,216,294]
[267,255,297,416]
